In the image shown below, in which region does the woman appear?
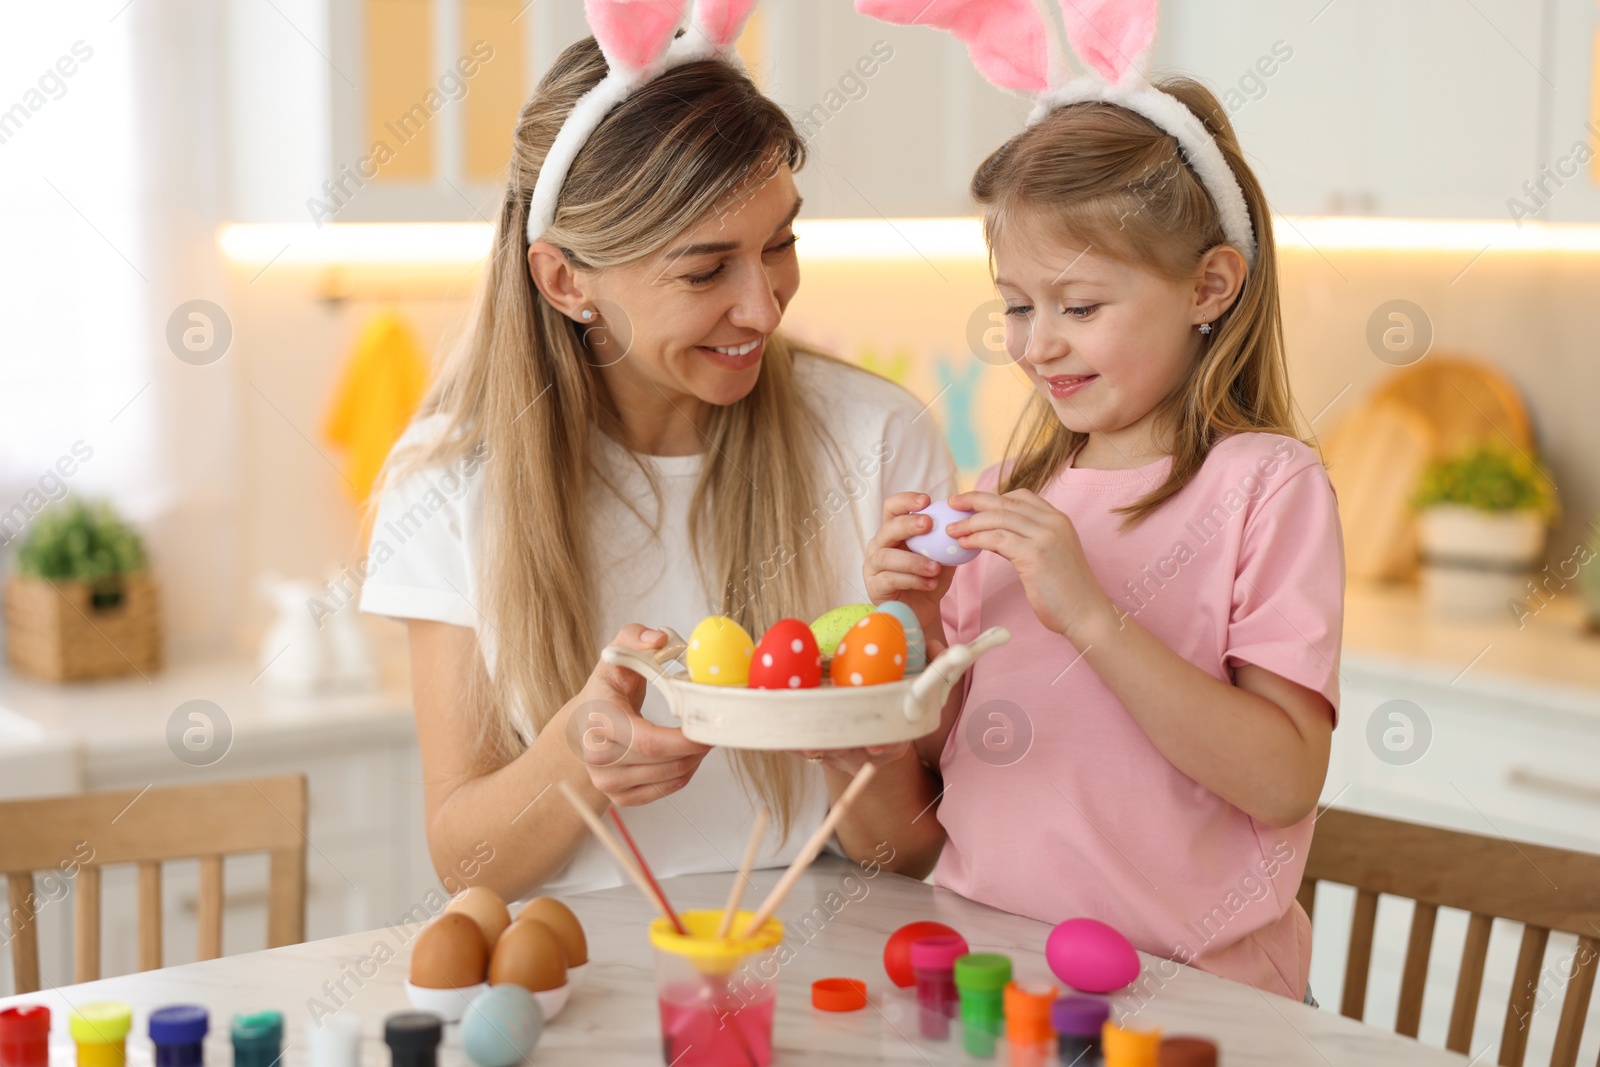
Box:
[358,34,956,901]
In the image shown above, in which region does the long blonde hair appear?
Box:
[974,77,1311,526]
[372,37,848,840]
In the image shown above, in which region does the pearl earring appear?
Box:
[580,308,595,322]
[1197,322,1213,335]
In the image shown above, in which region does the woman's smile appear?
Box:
[697,335,766,370]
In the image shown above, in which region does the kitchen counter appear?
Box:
[0,655,415,797]
[0,856,1470,1066]
[1343,581,1600,712]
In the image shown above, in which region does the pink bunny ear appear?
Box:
[692,0,758,49]
[1055,0,1156,85]
[856,0,1054,95]
[584,0,688,74]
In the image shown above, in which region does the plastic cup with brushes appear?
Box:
[559,761,878,1066]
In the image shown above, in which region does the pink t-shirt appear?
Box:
[934,432,1344,1000]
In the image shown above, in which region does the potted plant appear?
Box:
[4,499,163,680]
[1411,446,1558,617]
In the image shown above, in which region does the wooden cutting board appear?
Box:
[1324,396,1435,581]
[1322,355,1534,581]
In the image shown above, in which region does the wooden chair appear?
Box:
[0,774,307,994]
[1300,808,1600,1067]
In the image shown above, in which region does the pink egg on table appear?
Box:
[906,500,979,566]
[1045,918,1140,993]
[749,619,822,689]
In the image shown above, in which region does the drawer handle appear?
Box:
[1507,766,1600,808]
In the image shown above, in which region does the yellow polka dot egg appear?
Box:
[829,612,909,687]
[686,615,754,686]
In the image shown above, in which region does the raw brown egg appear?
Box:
[409,912,489,989]
[489,919,568,992]
[516,897,588,967]
[444,886,511,948]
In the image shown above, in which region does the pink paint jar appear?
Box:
[910,935,968,1039]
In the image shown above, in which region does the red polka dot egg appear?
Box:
[749,619,822,690]
[829,612,908,687]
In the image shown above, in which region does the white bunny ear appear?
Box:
[855,0,1061,95]
[585,0,689,82]
[1055,0,1157,87]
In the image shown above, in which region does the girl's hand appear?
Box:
[947,490,1114,643]
[571,624,714,807]
[795,743,912,777]
[864,491,956,650]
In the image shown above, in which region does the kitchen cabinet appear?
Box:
[1533,0,1600,223]
[223,0,1600,224]
[1154,0,1552,219]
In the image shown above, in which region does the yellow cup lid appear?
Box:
[70,1002,132,1044]
[649,908,784,968]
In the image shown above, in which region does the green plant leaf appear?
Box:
[1410,445,1559,520]
[14,498,147,581]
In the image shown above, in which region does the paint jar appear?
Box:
[149,1006,208,1067]
[1005,981,1057,1066]
[1052,996,1110,1065]
[1157,1036,1218,1066]
[230,1012,283,1067]
[953,953,1012,1059]
[70,1003,132,1067]
[0,1005,50,1067]
[910,935,966,1039]
[1101,1020,1161,1066]
[384,1012,441,1067]
[651,909,785,1067]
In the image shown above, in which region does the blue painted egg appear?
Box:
[870,602,926,673]
[461,985,543,1067]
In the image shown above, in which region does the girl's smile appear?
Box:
[1044,373,1098,399]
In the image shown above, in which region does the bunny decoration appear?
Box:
[854,0,1258,269]
[527,0,758,243]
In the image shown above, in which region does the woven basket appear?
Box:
[4,571,163,681]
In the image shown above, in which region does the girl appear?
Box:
[358,11,955,902]
[833,67,1344,1002]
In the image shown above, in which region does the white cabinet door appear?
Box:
[763,0,1028,219]
[1154,0,1546,218]
[1330,662,1600,852]
[1534,0,1600,222]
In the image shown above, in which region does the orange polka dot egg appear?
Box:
[829,612,908,687]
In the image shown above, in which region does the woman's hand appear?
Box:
[571,624,713,807]
[864,491,956,652]
[947,489,1115,644]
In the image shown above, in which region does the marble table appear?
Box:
[0,857,1468,1066]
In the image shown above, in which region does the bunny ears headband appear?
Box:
[856,0,1258,268]
[526,0,757,243]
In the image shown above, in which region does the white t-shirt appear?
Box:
[359,353,958,895]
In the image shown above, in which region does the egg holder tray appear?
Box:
[601,625,1011,750]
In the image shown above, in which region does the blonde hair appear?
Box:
[371,36,848,841]
[974,76,1311,526]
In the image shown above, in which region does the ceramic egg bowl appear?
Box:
[601,626,1010,750]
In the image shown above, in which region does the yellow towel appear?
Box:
[322,311,431,504]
